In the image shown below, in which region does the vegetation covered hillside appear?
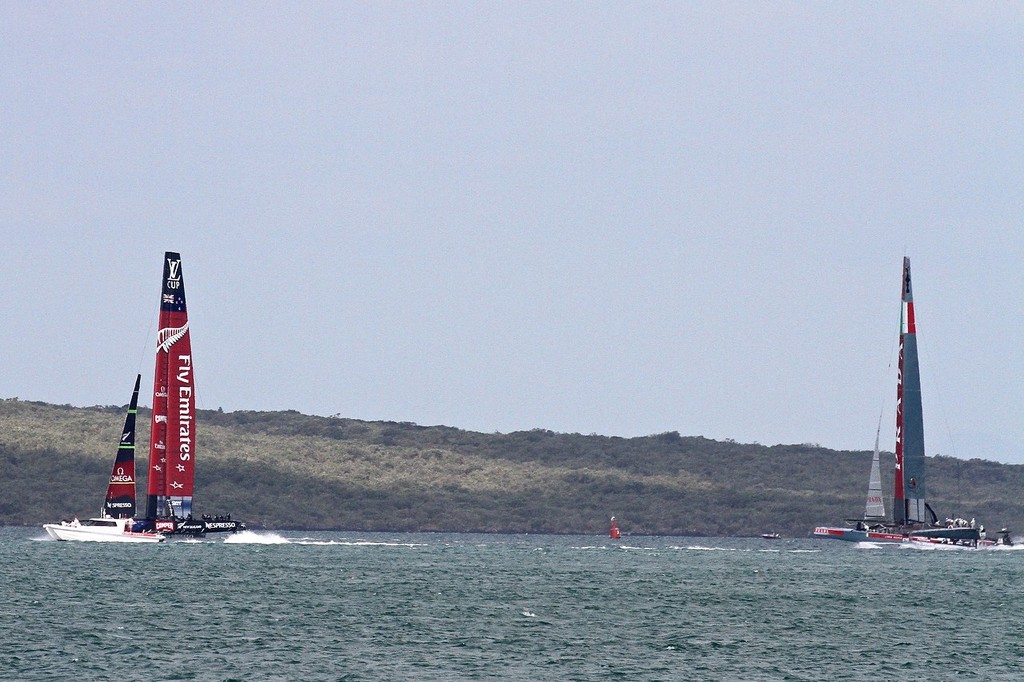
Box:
[2,398,1023,537]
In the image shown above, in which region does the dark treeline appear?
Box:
[2,398,1023,537]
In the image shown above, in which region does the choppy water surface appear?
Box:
[3,529,1024,680]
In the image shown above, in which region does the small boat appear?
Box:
[609,516,622,539]
[761,533,780,540]
[43,375,166,543]
[814,258,984,547]
[43,516,165,543]
[989,528,1014,547]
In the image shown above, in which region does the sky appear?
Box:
[2,3,1023,462]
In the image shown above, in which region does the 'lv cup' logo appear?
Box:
[167,258,181,281]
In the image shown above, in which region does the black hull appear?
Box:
[199,520,247,534]
[909,527,981,542]
[147,517,246,536]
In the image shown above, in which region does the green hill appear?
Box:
[2,398,1022,537]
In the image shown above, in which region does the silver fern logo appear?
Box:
[157,322,189,353]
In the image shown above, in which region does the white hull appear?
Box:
[43,518,165,543]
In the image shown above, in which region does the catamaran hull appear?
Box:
[910,527,982,542]
[153,518,246,536]
[814,527,897,542]
[42,523,165,543]
[813,526,981,545]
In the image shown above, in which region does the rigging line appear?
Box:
[874,299,902,450]
[135,313,156,391]
[870,308,903,502]
[910,287,960,459]
[913,299,965,514]
[926,366,960,458]
[927,369,964,513]
[135,252,170,405]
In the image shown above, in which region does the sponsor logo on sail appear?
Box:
[175,355,193,465]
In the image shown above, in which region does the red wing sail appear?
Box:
[893,328,906,523]
[146,252,196,521]
[104,374,141,519]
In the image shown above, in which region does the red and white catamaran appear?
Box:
[814,258,994,547]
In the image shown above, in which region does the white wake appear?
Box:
[223,530,291,544]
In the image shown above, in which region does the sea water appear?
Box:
[2,529,1023,681]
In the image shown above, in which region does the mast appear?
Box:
[893,257,927,525]
[103,374,141,519]
[146,252,196,521]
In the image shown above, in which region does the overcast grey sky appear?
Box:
[3,3,1022,462]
